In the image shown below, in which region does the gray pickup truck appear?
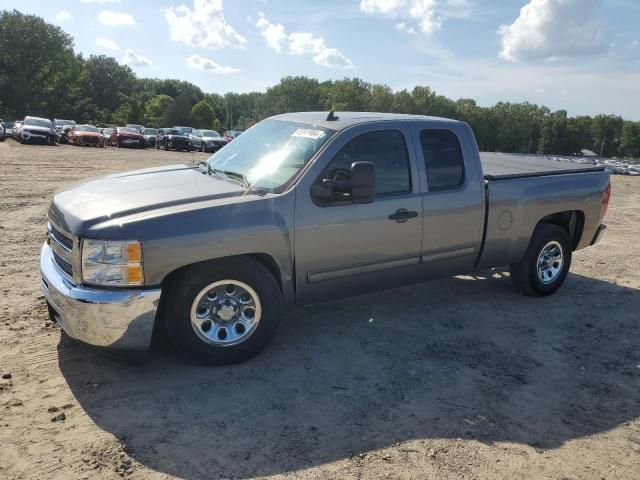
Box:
[41,112,611,364]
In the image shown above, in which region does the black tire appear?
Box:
[200,143,205,152]
[510,223,572,297]
[162,257,282,365]
[164,143,169,151]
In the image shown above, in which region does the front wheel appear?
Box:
[510,223,572,297]
[162,258,282,365]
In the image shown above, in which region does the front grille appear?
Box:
[49,223,73,251]
[82,136,98,144]
[48,221,75,279]
[52,250,73,277]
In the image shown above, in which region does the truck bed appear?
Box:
[481,152,605,180]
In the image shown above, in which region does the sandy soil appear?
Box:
[0,139,639,480]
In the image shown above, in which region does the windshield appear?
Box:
[168,129,183,135]
[55,119,74,126]
[176,126,192,134]
[205,119,334,190]
[25,118,53,128]
[144,129,158,135]
[201,130,220,137]
[119,127,138,133]
[76,125,98,132]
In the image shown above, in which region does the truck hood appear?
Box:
[49,164,246,234]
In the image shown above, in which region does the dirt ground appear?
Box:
[0,139,638,480]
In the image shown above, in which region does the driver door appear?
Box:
[294,122,423,304]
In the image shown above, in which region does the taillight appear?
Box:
[603,182,611,218]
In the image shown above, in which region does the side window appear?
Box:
[420,129,465,191]
[318,130,411,202]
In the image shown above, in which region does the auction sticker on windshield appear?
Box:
[292,128,326,140]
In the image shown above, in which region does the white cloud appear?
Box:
[81,0,121,4]
[122,49,152,67]
[395,22,416,35]
[360,0,470,35]
[498,0,609,62]
[162,0,246,49]
[98,10,135,27]
[256,15,353,69]
[96,37,119,51]
[256,16,287,52]
[55,11,71,22]
[186,54,239,74]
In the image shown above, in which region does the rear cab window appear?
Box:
[420,129,465,191]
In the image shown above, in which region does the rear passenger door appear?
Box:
[409,123,485,278]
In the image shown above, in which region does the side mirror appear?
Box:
[350,161,375,204]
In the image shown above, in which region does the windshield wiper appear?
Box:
[208,166,265,195]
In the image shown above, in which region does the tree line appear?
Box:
[1,10,639,159]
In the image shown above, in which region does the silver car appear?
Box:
[192,129,227,152]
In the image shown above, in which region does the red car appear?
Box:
[68,125,104,147]
[223,130,243,143]
[110,127,145,148]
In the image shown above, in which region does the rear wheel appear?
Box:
[510,223,572,297]
[163,258,282,365]
[200,143,205,152]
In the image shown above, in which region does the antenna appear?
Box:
[326,110,339,121]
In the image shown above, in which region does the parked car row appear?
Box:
[2,116,243,152]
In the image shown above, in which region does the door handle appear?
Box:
[388,209,418,223]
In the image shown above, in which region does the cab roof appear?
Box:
[270,111,463,131]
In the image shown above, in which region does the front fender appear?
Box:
[88,193,296,307]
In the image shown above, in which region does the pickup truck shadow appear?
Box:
[58,271,640,478]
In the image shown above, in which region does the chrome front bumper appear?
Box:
[40,242,161,350]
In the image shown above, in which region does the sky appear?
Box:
[2,0,640,119]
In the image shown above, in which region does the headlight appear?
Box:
[81,239,143,286]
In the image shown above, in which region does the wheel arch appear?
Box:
[535,210,585,251]
[160,253,291,304]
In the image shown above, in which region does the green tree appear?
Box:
[144,94,173,127]
[321,78,371,111]
[80,55,135,115]
[264,76,322,115]
[591,114,624,157]
[620,122,640,159]
[191,99,215,129]
[0,10,79,118]
[539,110,569,155]
[162,95,193,126]
[369,84,394,112]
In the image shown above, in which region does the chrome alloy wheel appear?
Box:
[536,241,564,284]
[190,280,262,347]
